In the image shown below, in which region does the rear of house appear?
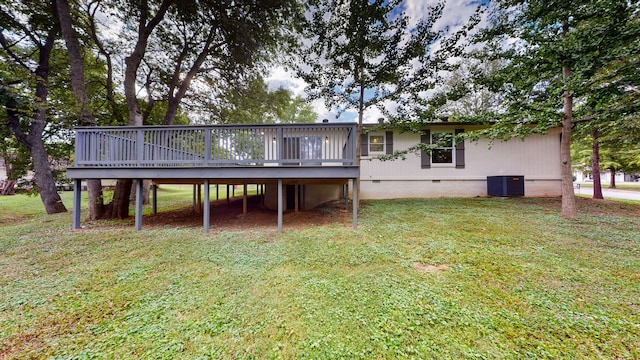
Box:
[360,124,562,199]
[66,122,562,231]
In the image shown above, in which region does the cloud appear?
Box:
[265,66,306,96]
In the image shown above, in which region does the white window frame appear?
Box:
[368,133,385,154]
[430,131,455,167]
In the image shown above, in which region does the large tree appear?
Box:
[473,0,639,218]
[76,0,301,219]
[297,0,480,206]
[56,0,107,219]
[0,0,67,214]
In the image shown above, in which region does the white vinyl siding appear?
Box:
[361,127,562,181]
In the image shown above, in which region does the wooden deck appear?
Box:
[67,123,359,232]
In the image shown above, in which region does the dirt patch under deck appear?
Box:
[143,196,354,231]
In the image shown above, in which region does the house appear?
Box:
[360,123,562,199]
[66,122,562,232]
[574,170,639,184]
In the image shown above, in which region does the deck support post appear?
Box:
[72,178,82,229]
[152,184,157,214]
[197,184,202,213]
[135,179,143,230]
[261,184,265,206]
[345,184,349,210]
[204,179,210,233]
[216,184,219,200]
[294,184,299,213]
[277,179,283,233]
[352,178,358,230]
[243,183,248,215]
[192,184,197,208]
[227,184,231,204]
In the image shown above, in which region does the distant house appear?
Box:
[574,170,639,184]
[66,122,562,231]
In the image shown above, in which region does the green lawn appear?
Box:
[578,182,640,191]
[1,191,639,359]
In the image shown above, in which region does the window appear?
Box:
[369,134,385,153]
[420,129,465,169]
[361,131,393,156]
[431,131,454,164]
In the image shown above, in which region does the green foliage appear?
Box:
[572,120,640,178]
[1,194,639,358]
[471,0,639,139]
[0,40,105,182]
[100,0,303,125]
[297,0,481,123]
[439,57,506,120]
[208,75,316,124]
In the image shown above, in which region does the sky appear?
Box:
[264,0,485,123]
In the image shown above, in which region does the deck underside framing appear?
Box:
[68,166,359,233]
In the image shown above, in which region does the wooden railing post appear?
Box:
[136,129,145,166]
[205,129,212,166]
[277,127,284,166]
[75,130,84,165]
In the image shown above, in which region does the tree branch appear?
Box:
[0,32,33,72]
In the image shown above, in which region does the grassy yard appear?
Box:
[1,190,639,359]
[578,182,640,191]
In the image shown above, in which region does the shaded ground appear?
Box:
[82,196,638,231]
[143,196,353,231]
[520,196,640,217]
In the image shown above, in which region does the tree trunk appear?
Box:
[31,139,68,214]
[163,97,181,125]
[123,0,175,126]
[354,82,365,211]
[56,0,105,219]
[591,128,603,199]
[609,168,616,188]
[86,5,124,124]
[0,2,66,214]
[142,179,151,204]
[3,88,66,214]
[104,179,133,219]
[108,0,174,219]
[162,30,214,125]
[130,179,151,205]
[86,180,105,219]
[560,68,577,218]
[56,0,93,127]
[560,21,577,219]
[32,28,67,214]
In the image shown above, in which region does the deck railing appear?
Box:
[73,123,357,167]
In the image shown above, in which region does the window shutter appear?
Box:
[420,130,431,169]
[385,131,393,155]
[455,128,465,169]
[361,133,369,156]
